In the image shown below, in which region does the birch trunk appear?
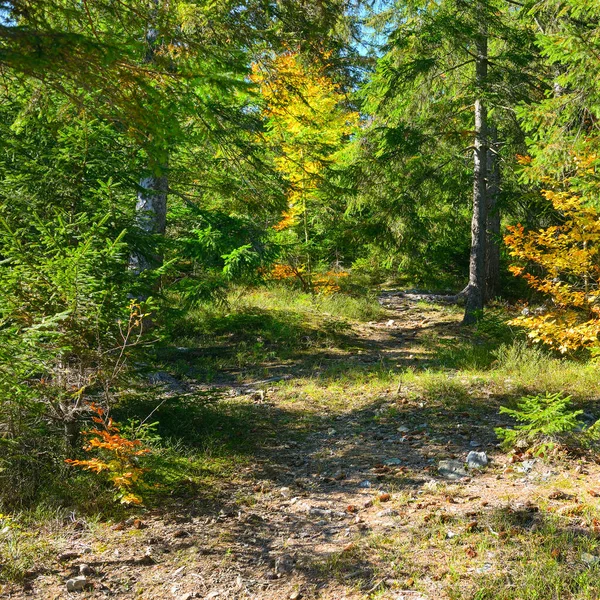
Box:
[131,0,168,274]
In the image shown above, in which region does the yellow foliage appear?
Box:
[251,51,359,231]
[505,158,600,352]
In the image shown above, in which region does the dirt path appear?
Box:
[5,294,600,599]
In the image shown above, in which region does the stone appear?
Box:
[384,458,402,466]
[376,508,398,518]
[66,576,87,592]
[466,451,488,469]
[397,425,410,433]
[469,440,481,448]
[289,591,303,600]
[275,554,295,575]
[359,480,372,488]
[308,507,332,517]
[58,551,80,562]
[78,564,93,576]
[582,552,600,566]
[438,459,467,480]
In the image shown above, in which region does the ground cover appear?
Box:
[2,288,600,599]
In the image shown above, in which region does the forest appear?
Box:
[1,0,600,598]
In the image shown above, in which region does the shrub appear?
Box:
[495,392,583,456]
[66,404,152,505]
[0,209,151,506]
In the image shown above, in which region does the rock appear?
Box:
[469,440,481,448]
[516,459,536,473]
[289,591,303,600]
[58,551,80,562]
[78,564,93,576]
[582,552,600,566]
[438,459,467,480]
[548,489,575,500]
[384,458,402,466]
[359,480,372,488]
[309,507,332,517]
[466,451,488,469]
[376,508,398,518]
[66,576,87,592]
[397,426,410,433]
[275,554,295,575]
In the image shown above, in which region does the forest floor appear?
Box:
[4,290,600,599]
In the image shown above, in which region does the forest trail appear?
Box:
[7,294,600,599]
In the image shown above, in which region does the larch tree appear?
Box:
[251,51,359,286]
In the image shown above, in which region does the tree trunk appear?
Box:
[463,23,488,325]
[131,0,168,275]
[485,125,500,301]
[130,167,168,273]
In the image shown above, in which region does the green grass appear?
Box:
[4,287,600,597]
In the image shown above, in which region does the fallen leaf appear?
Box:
[378,493,391,502]
[465,520,478,532]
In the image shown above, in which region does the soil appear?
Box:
[4,293,599,599]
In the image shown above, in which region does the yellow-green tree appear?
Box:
[251,51,358,287]
[505,155,600,353]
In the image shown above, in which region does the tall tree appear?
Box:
[356,0,541,310]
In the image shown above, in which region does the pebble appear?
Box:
[359,480,372,488]
[78,564,93,576]
[289,591,303,600]
[384,458,402,466]
[466,451,488,469]
[66,576,87,592]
